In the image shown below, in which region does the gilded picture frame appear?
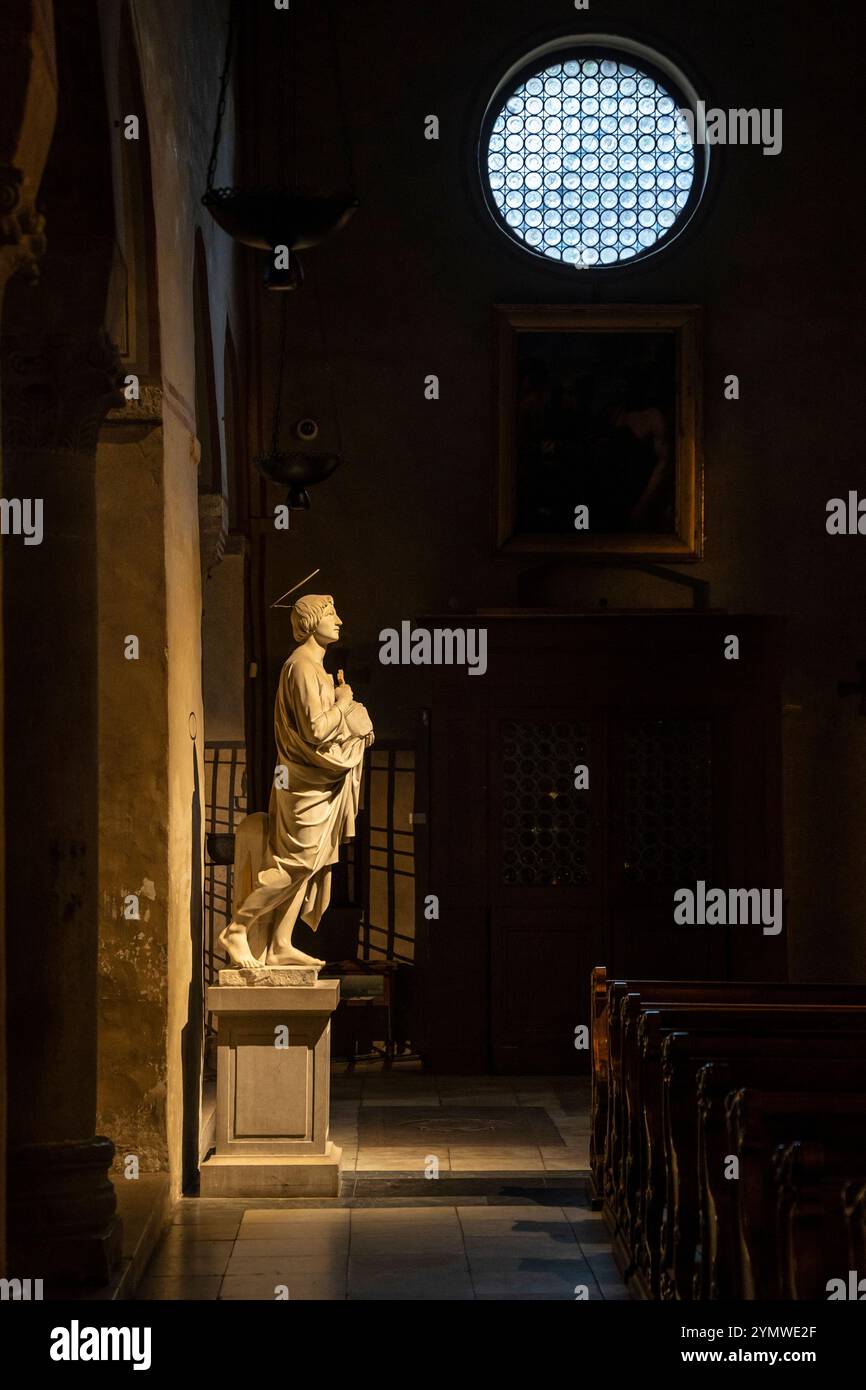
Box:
[495,303,703,560]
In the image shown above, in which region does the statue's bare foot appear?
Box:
[267,944,326,968]
[219,925,261,969]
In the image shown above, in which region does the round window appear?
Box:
[480,41,706,269]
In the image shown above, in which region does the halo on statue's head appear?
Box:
[269,572,335,645]
[270,567,321,609]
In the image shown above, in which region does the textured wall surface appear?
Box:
[95,0,243,1195]
[250,0,866,985]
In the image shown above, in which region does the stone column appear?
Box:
[0,0,58,1280]
[0,226,47,1283]
[2,325,124,1282]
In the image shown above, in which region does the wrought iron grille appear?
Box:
[501,719,592,886]
[203,740,247,996]
[360,743,416,963]
[485,54,696,266]
[622,717,712,883]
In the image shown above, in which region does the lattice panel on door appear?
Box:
[622,718,712,883]
[501,719,592,886]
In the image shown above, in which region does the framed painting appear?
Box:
[495,304,703,559]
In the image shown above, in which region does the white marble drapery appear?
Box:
[231,649,373,964]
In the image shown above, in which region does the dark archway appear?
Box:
[194,229,223,499]
[2,0,123,1282]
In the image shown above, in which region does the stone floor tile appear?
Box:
[146,1246,234,1276]
[462,1231,579,1250]
[159,1229,235,1247]
[228,1236,348,1253]
[164,1228,240,1251]
[598,1281,633,1301]
[348,1272,474,1300]
[349,1249,468,1268]
[471,1282,582,1299]
[137,1275,223,1300]
[457,1203,560,1220]
[219,1274,347,1300]
[233,1228,351,1244]
[170,1208,244,1227]
[348,1245,467,1267]
[470,1268,590,1297]
[359,1096,441,1107]
[445,1095,519,1107]
[349,1286,475,1301]
[226,1253,349,1275]
[240,1208,350,1225]
[463,1245,584,1267]
[351,1203,458,1219]
[448,1148,543,1171]
[143,1074,613,1301]
[356,1148,450,1171]
[541,1148,589,1171]
[437,1077,515,1090]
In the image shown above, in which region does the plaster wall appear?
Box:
[96,0,243,1196]
[252,0,866,985]
[96,426,169,1170]
[202,551,246,745]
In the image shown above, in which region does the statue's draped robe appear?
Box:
[232,649,371,964]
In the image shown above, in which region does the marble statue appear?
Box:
[219,594,374,971]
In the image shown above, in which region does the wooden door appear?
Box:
[488,708,606,1072]
[606,708,730,981]
[420,612,785,1074]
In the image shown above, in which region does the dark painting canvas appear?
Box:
[514,330,677,536]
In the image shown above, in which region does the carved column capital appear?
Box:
[0,165,47,286]
[1,326,125,452]
[104,381,164,438]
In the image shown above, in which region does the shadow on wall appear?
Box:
[181,743,204,1193]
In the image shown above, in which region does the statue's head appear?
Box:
[291,593,342,646]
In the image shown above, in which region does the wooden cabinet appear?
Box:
[415,613,785,1074]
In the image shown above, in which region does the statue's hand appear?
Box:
[335,681,354,705]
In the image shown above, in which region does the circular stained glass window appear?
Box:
[481,43,705,269]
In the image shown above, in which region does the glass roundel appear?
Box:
[485,54,697,267]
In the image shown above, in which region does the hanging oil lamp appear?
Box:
[253,295,344,508]
[202,0,358,290]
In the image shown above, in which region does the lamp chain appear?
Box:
[327,0,356,194]
[205,0,239,193]
[270,294,290,457]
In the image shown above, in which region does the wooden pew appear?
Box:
[589,968,866,1220]
[658,1038,866,1301]
[844,1180,866,1282]
[725,1088,866,1299]
[773,1138,866,1300]
[613,999,866,1282]
[589,970,744,1208]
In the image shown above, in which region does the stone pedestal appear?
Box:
[200,974,341,1197]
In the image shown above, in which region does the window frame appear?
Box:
[476,32,710,275]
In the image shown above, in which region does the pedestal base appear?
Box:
[7,1136,122,1284]
[200,1142,343,1198]
[203,978,341,1199]
[219,965,321,988]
